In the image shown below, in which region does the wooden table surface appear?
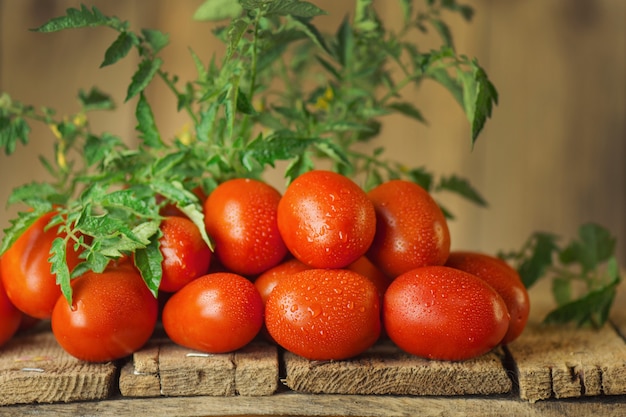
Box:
[2,280,626,416]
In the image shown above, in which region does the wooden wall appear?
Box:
[1,0,624,266]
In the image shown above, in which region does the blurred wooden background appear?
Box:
[1,0,624,266]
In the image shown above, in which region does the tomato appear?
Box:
[0,211,82,319]
[0,267,21,347]
[254,258,310,305]
[277,170,376,269]
[346,256,392,303]
[265,268,381,360]
[445,251,530,344]
[204,178,287,276]
[367,180,450,278]
[383,266,510,361]
[51,267,158,362]
[158,216,212,293]
[162,272,264,353]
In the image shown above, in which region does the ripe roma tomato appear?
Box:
[254,258,310,305]
[277,170,376,269]
[384,266,510,361]
[1,211,82,319]
[346,256,393,303]
[204,178,287,276]
[162,272,264,353]
[0,267,21,347]
[158,216,212,293]
[367,180,450,278]
[51,267,158,362]
[445,251,530,344]
[265,268,381,360]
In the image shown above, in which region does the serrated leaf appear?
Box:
[7,181,61,206]
[134,233,163,298]
[0,113,30,155]
[457,61,498,145]
[135,93,163,148]
[315,140,350,167]
[0,210,48,254]
[31,5,124,32]
[429,19,455,50]
[387,102,426,124]
[437,175,487,207]
[225,18,249,61]
[236,88,256,115]
[315,56,341,80]
[78,88,115,111]
[244,132,317,168]
[266,0,327,18]
[543,276,619,328]
[141,28,169,54]
[336,15,354,68]
[101,189,157,218]
[177,204,214,251]
[101,31,135,68]
[193,0,243,21]
[559,223,616,274]
[84,133,124,166]
[291,16,332,57]
[50,237,73,305]
[125,58,163,102]
[517,232,560,288]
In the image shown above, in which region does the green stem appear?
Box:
[158,70,198,125]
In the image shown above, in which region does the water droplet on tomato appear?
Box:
[290,305,299,313]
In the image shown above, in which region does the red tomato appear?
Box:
[51,267,158,362]
[445,251,530,344]
[0,211,82,319]
[162,272,264,353]
[346,256,393,303]
[158,216,212,293]
[265,268,381,360]
[0,267,21,347]
[277,170,376,269]
[367,180,450,278]
[384,266,510,361]
[254,258,310,305]
[204,178,287,276]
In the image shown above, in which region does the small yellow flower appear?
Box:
[314,85,334,111]
[49,123,62,140]
[177,123,194,145]
[73,112,87,127]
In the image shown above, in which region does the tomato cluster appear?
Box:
[0,170,529,364]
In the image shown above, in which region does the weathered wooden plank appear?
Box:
[0,331,116,406]
[284,340,512,396]
[3,392,626,417]
[507,323,626,403]
[118,340,279,397]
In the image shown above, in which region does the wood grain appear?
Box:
[284,341,512,396]
[0,331,116,406]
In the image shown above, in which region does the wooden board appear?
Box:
[283,341,512,396]
[119,339,279,397]
[0,331,116,406]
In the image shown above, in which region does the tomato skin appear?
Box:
[367,180,450,278]
[265,268,381,360]
[204,178,287,276]
[0,211,82,319]
[162,272,264,353]
[277,170,376,269]
[0,268,21,347]
[51,267,158,362]
[158,216,212,293]
[445,251,530,344]
[254,258,310,305]
[383,266,510,361]
[346,256,392,303]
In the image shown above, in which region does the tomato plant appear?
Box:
[445,250,530,344]
[204,178,287,276]
[162,272,264,353]
[277,170,376,269]
[0,264,21,347]
[367,180,451,278]
[51,266,158,362]
[158,216,212,293]
[383,265,510,361]
[0,211,82,319]
[265,268,381,361]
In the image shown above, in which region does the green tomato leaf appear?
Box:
[0,112,30,155]
[335,16,354,68]
[78,87,115,111]
[31,5,126,32]
[457,61,499,145]
[7,181,63,206]
[125,58,163,102]
[290,16,333,57]
[0,209,49,255]
[50,237,73,305]
[315,140,351,167]
[429,19,455,50]
[141,28,169,54]
[436,175,487,207]
[387,102,426,124]
[225,17,249,61]
[135,93,163,148]
[101,31,136,68]
[177,204,214,251]
[134,235,163,298]
[516,232,560,289]
[266,0,327,18]
[543,275,619,328]
[84,133,125,167]
[193,0,243,21]
[559,222,616,274]
[243,132,318,168]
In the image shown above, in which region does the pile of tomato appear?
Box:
[0,170,529,363]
